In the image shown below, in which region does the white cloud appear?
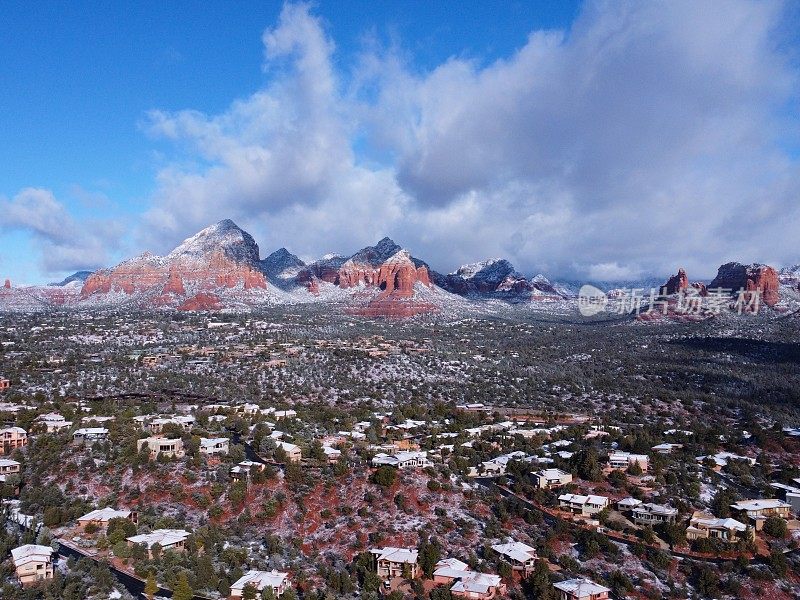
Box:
[1,188,121,274]
[139,0,800,281]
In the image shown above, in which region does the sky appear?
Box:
[1,0,799,285]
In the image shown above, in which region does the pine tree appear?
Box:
[144,573,158,600]
[172,572,194,600]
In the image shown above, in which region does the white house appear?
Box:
[11,544,54,586]
[531,468,572,489]
[229,570,290,598]
[558,494,609,516]
[372,451,431,469]
[199,437,230,456]
[608,451,649,471]
[491,540,537,574]
[73,427,109,442]
[631,502,678,524]
[127,529,190,558]
[553,578,610,600]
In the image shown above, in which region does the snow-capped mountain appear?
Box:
[434,258,567,302]
[79,220,268,309]
[260,248,306,290]
[49,271,94,287]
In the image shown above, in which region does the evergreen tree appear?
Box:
[172,572,194,600]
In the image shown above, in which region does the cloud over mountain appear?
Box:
[1,188,121,274]
[139,1,800,280]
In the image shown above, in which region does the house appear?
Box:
[136,437,185,460]
[0,377,10,390]
[491,541,538,575]
[696,452,756,470]
[148,416,195,434]
[631,502,678,525]
[277,441,302,463]
[531,468,573,489]
[11,544,53,586]
[199,437,230,456]
[322,444,342,463]
[229,570,290,598]
[433,558,506,599]
[36,413,72,433]
[686,511,751,542]
[273,409,297,419]
[651,443,682,454]
[77,507,137,530]
[0,427,27,454]
[231,460,266,481]
[372,451,431,469]
[553,578,611,600]
[127,529,190,558]
[730,499,791,531]
[0,458,21,481]
[608,451,649,471]
[616,497,642,512]
[73,427,109,443]
[370,546,420,579]
[558,493,609,516]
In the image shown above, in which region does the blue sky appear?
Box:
[1,1,798,284]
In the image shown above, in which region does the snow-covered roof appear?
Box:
[231,569,289,592]
[78,507,132,522]
[553,578,610,596]
[731,499,790,512]
[11,544,52,567]
[491,541,537,563]
[370,547,418,564]
[451,572,502,594]
[127,529,190,548]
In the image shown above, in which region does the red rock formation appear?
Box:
[337,252,433,298]
[163,269,186,295]
[81,251,268,301]
[349,299,439,318]
[3,279,10,289]
[662,268,688,295]
[177,293,222,311]
[709,262,780,307]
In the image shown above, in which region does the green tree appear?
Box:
[172,572,193,600]
[144,573,158,600]
[371,466,397,488]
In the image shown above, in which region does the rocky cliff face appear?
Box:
[80,220,268,307]
[435,258,565,302]
[294,239,436,315]
[661,268,689,295]
[709,262,780,307]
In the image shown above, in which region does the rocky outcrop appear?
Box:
[709,262,780,307]
[435,259,565,302]
[3,279,9,289]
[294,239,436,315]
[80,220,268,307]
[661,268,689,295]
[177,293,222,311]
[162,269,186,295]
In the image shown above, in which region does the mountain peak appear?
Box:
[349,237,403,266]
[261,247,306,281]
[167,219,260,265]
